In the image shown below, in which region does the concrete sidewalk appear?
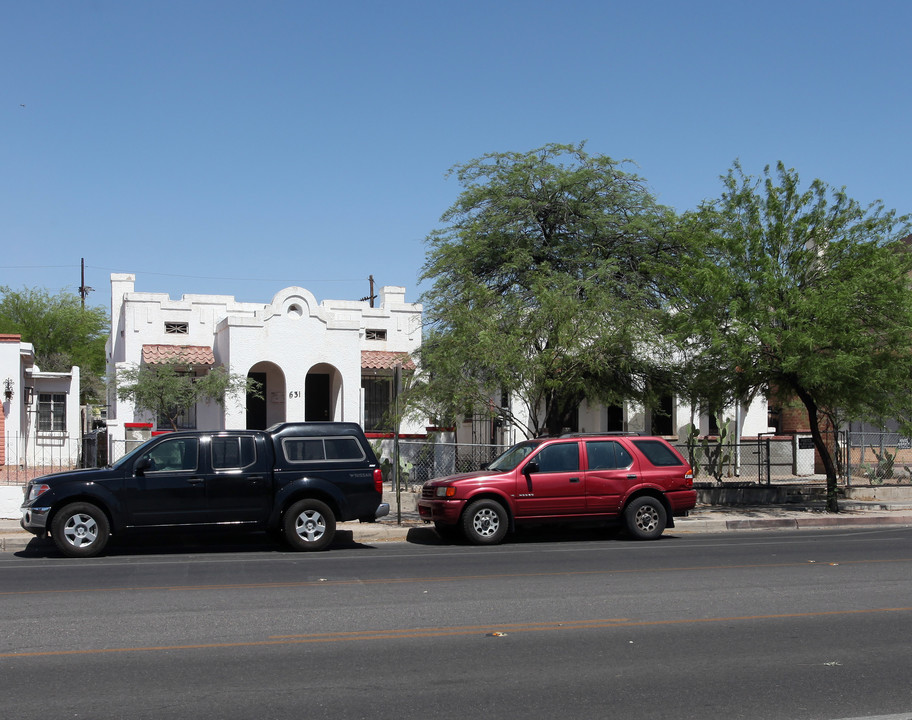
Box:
[2,486,911,553]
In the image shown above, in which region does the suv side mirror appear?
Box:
[524,461,539,475]
[134,457,152,476]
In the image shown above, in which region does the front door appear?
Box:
[305,373,331,421]
[247,372,268,430]
[514,440,587,517]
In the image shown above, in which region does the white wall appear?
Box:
[107,274,424,442]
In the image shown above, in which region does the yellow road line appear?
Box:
[2,608,911,659]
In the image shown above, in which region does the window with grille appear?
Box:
[165,322,189,334]
[365,329,387,341]
[362,376,392,432]
[38,393,66,432]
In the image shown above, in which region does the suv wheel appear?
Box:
[284,499,336,551]
[461,499,508,545]
[51,502,110,558]
[624,496,667,540]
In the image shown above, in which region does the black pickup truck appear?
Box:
[20,422,389,557]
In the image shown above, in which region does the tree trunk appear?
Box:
[793,386,840,513]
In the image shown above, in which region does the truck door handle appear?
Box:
[569,477,580,483]
[627,474,637,480]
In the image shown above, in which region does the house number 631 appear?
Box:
[288,390,301,399]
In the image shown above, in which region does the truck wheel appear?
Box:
[284,499,336,551]
[624,496,667,540]
[461,499,508,545]
[51,503,110,558]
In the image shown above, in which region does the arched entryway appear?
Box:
[305,363,342,421]
[247,362,286,429]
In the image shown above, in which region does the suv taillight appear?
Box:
[373,468,383,493]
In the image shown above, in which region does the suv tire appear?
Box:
[624,496,667,540]
[284,499,336,551]
[462,499,508,545]
[51,502,110,558]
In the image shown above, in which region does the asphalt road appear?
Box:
[2,526,912,720]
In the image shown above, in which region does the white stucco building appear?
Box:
[106,274,423,450]
[1,334,81,470]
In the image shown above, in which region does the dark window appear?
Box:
[325,437,363,460]
[632,440,683,467]
[38,393,66,432]
[164,322,189,334]
[141,438,199,472]
[158,404,197,430]
[534,442,580,473]
[365,329,387,341]
[362,376,392,431]
[211,436,256,470]
[651,394,674,436]
[283,436,365,463]
[606,404,624,432]
[586,440,633,470]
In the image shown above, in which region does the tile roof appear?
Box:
[361,350,415,370]
[142,344,216,366]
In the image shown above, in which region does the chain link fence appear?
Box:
[373,434,851,488]
[846,429,912,485]
[14,429,906,489]
[371,439,509,490]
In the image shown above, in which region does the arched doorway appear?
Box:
[305,363,342,421]
[247,362,286,429]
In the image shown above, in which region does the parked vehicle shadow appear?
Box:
[14,528,376,558]
[406,523,678,546]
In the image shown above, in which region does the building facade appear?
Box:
[106,274,423,453]
[1,334,81,471]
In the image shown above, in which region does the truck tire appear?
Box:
[51,502,110,558]
[283,499,336,551]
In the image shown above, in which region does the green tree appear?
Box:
[0,286,108,403]
[418,142,678,437]
[668,161,912,512]
[116,359,260,431]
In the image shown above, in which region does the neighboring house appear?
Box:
[105,274,424,455]
[457,391,771,449]
[0,333,82,470]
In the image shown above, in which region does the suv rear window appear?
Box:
[631,439,683,467]
[283,436,365,463]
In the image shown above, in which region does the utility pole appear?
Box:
[359,275,377,308]
[78,258,93,308]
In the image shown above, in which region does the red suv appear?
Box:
[418,433,695,544]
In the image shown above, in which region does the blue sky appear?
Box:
[3,0,910,312]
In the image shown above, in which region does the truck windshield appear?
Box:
[487,441,540,472]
